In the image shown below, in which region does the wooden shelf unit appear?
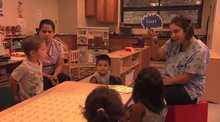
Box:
[107,46,150,86]
[3,36,25,53]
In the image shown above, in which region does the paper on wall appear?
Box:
[36,9,42,20]
[88,54,93,63]
[17,18,26,28]
[0,0,3,16]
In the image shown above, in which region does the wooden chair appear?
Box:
[63,49,80,80]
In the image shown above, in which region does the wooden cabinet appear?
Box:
[109,38,124,51]
[85,0,96,16]
[105,0,117,23]
[96,0,105,22]
[85,0,118,23]
[55,35,77,50]
[88,37,105,46]
[123,39,137,48]
[96,0,117,23]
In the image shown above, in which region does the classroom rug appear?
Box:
[72,67,96,81]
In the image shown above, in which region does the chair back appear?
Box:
[0,86,16,109]
[55,37,69,52]
[68,49,80,66]
[109,76,123,85]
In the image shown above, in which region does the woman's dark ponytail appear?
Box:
[93,108,111,122]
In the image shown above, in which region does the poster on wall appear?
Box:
[0,0,3,16]
[36,10,42,20]
[17,1,23,18]
[17,18,26,28]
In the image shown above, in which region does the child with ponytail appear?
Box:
[83,86,124,122]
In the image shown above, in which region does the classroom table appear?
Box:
[0,56,25,67]
[0,81,132,122]
[0,56,25,86]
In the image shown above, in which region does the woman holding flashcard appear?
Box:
[148,15,210,105]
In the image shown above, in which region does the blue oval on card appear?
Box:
[141,13,163,30]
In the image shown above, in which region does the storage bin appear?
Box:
[125,70,135,85]
[120,59,124,68]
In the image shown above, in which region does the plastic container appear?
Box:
[125,70,135,85]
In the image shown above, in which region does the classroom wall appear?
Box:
[77,0,87,27]
[58,0,87,34]
[86,0,212,35]
[58,0,77,34]
[208,0,220,54]
[0,0,59,35]
[206,0,216,49]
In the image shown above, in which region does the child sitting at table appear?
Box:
[122,67,167,122]
[9,35,47,103]
[90,54,122,85]
[83,86,124,122]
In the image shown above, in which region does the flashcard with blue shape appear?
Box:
[141,13,163,30]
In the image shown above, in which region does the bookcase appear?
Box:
[107,46,150,86]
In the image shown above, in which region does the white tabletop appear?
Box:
[0,82,131,122]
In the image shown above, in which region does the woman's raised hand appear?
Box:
[148,29,158,41]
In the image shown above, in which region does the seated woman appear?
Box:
[148,15,210,105]
[38,19,70,90]
[90,54,122,85]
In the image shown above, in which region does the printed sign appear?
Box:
[0,0,3,16]
[141,13,163,30]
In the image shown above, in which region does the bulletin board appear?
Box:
[0,92,87,122]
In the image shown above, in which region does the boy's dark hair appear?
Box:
[39,19,55,33]
[132,67,165,114]
[170,15,194,40]
[21,35,45,57]
[83,86,124,122]
[96,54,111,65]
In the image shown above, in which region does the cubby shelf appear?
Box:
[107,46,150,86]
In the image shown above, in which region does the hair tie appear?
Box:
[97,108,105,113]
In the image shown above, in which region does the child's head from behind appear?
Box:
[96,54,111,75]
[132,67,165,114]
[22,35,46,59]
[83,86,123,122]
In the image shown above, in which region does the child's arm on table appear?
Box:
[129,103,146,122]
[9,76,19,103]
[111,73,120,81]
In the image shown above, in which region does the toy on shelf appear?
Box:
[125,47,135,52]
[1,25,24,37]
[0,26,6,36]
[132,37,144,48]
[13,41,21,48]
[6,26,12,37]
[11,26,17,36]
[16,25,22,36]
[10,52,25,57]
[80,39,86,44]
